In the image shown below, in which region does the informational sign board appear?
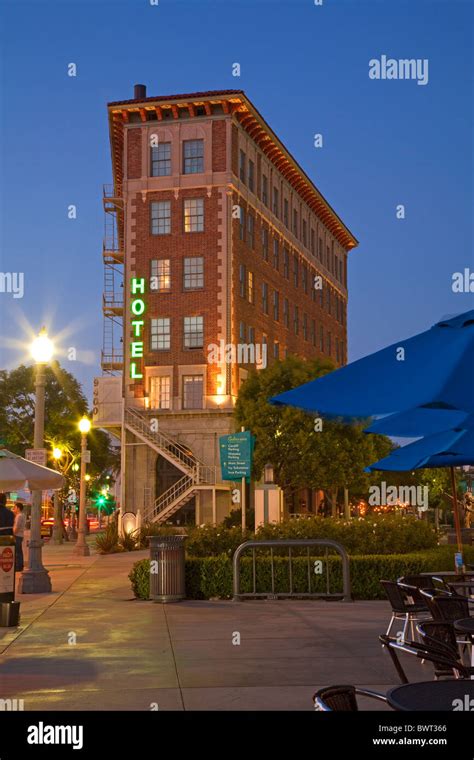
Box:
[219,431,254,482]
[25,448,47,466]
[0,543,15,599]
[83,450,91,464]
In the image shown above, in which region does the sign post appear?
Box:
[219,430,254,532]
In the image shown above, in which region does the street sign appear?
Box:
[25,448,47,466]
[0,544,15,595]
[83,450,91,464]
[219,431,254,482]
[68,489,77,504]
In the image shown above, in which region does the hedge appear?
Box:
[129,545,474,601]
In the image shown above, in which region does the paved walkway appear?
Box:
[0,542,427,711]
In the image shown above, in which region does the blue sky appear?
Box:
[0,0,472,402]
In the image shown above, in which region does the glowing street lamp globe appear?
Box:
[30,329,54,364]
[78,417,91,435]
[52,447,63,461]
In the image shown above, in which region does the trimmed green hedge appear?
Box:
[129,545,474,601]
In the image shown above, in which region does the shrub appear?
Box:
[182,515,437,557]
[95,524,120,554]
[135,522,184,549]
[185,525,253,558]
[118,528,138,552]
[222,508,255,531]
[129,544,474,601]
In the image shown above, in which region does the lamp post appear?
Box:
[75,416,91,556]
[18,328,54,593]
[52,447,64,544]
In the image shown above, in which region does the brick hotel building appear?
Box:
[93,85,358,525]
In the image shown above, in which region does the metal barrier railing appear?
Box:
[232,539,352,602]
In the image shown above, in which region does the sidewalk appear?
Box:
[0,541,423,711]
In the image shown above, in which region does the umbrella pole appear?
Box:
[449,466,463,559]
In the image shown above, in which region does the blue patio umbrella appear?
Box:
[270,310,474,418]
[365,425,474,557]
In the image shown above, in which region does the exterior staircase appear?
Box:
[123,407,217,523]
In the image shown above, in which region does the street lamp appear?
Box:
[18,328,54,593]
[52,446,64,545]
[75,416,91,556]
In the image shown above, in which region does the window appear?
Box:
[183,257,204,289]
[239,150,246,183]
[283,248,289,279]
[248,326,255,344]
[239,264,246,298]
[336,340,340,363]
[326,245,330,269]
[150,142,171,177]
[247,213,254,248]
[183,139,204,174]
[273,290,280,321]
[283,298,289,327]
[151,201,171,235]
[283,199,289,228]
[293,255,299,287]
[273,341,279,360]
[327,331,332,356]
[151,259,171,291]
[183,316,204,349]
[303,313,308,341]
[149,376,171,410]
[262,282,268,315]
[293,209,298,237]
[151,318,170,350]
[184,198,204,232]
[272,187,279,217]
[311,319,316,346]
[320,324,324,351]
[293,305,299,335]
[248,160,255,192]
[183,375,203,409]
[318,236,323,261]
[273,238,279,270]
[239,206,246,241]
[302,219,307,248]
[239,321,246,341]
[327,288,331,314]
[302,264,308,294]
[311,228,315,256]
[262,174,268,205]
[261,226,268,261]
[248,271,254,304]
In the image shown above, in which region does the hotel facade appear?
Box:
[93,85,357,525]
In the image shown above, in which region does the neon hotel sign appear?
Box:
[130,277,146,379]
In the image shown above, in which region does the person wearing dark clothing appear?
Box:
[0,493,14,536]
[13,502,26,571]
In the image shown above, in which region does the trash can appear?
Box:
[149,535,186,603]
[0,601,20,627]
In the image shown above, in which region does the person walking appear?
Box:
[0,492,14,536]
[13,501,26,571]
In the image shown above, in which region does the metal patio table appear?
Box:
[387,680,474,711]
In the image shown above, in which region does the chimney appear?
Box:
[134,83,147,100]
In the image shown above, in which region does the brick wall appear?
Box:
[127,129,142,179]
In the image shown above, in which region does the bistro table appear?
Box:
[454,618,474,669]
[387,680,474,711]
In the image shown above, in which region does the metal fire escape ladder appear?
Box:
[101,185,124,373]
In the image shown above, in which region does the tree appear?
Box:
[0,362,119,482]
[234,356,394,511]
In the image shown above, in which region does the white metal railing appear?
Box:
[124,408,204,473]
[150,474,195,520]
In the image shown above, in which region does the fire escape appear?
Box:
[101,184,124,373]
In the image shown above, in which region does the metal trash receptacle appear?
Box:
[0,601,20,627]
[149,535,186,603]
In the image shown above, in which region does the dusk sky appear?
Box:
[0,0,472,403]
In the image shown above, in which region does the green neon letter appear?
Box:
[131,298,145,316]
[131,277,146,294]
